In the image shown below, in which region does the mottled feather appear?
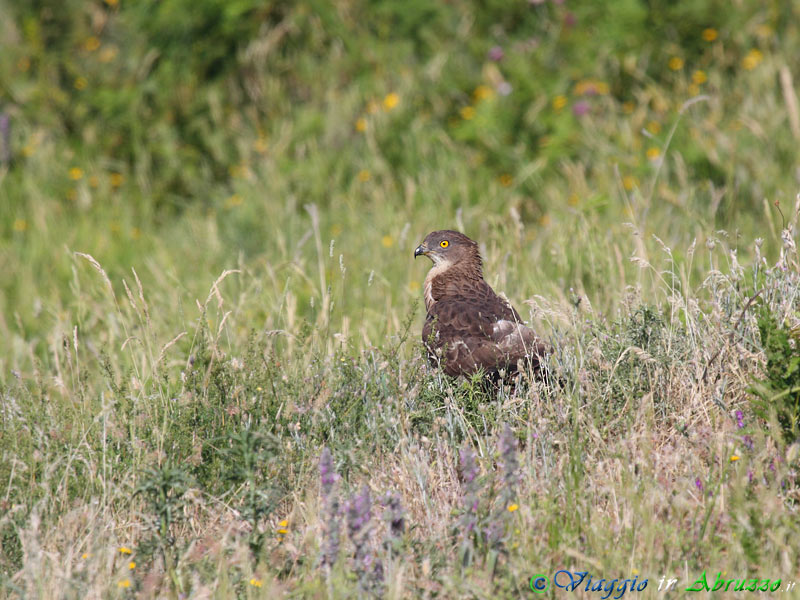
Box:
[414,230,548,380]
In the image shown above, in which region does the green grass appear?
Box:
[2,0,800,597]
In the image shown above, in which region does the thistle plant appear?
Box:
[134,463,192,598]
[221,429,280,558]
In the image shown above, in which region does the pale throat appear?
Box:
[423,257,453,311]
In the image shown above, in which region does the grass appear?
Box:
[2,0,800,597]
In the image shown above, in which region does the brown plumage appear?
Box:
[413,230,549,381]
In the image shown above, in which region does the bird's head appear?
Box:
[414,230,482,271]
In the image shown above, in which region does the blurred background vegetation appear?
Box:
[3,2,800,594]
[1,0,799,368]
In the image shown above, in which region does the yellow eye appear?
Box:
[440,240,449,248]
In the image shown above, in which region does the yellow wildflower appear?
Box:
[574,79,609,96]
[668,57,684,71]
[646,121,661,134]
[742,49,763,70]
[507,503,519,512]
[498,173,513,187]
[110,173,124,187]
[646,147,661,160]
[104,0,118,7]
[730,455,740,462]
[279,519,288,527]
[128,561,136,570]
[622,176,637,191]
[81,553,90,559]
[702,28,717,42]
[69,167,84,181]
[473,85,494,102]
[383,93,399,111]
[381,235,394,248]
[692,70,707,84]
[552,95,568,111]
[118,579,130,588]
[74,77,88,90]
[460,105,475,120]
[357,170,370,182]
[13,219,28,232]
[84,37,101,52]
[355,117,367,132]
[249,578,263,587]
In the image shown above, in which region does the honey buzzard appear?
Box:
[414,230,548,382]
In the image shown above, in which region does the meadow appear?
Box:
[1,0,800,597]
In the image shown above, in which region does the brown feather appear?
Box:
[415,230,549,380]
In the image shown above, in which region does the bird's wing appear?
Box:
[424,287,547,377]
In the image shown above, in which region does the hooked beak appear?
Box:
[414,243,429,259]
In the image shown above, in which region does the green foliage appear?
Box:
[135,463,192,595]
[749,308,800,442]
[219,429,283,556]
[594,305,690,420]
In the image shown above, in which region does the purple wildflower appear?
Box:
[320,447,337,494]
[485,519,504,548]
[695,478,703,493]
[488,46,504,61]
[499,423,519,495]
[346,485,383,594]
[572,100,590,117]
[735,410,744,428]
[319,447,341,567]
[347,485,372,539]
[742,435,754,451]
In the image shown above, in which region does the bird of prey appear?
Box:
[413,230,549,382]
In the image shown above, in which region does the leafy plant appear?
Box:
[749,308,800,442]
[134,463,193,597]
